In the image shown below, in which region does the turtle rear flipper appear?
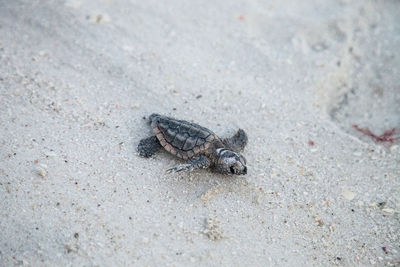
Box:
[138,136,162,158]
[222,129,248,152]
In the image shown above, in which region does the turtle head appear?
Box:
[215,148,247,175]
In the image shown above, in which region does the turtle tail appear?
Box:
[149,113,160,123]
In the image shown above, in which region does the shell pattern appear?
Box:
[150,114,218,159]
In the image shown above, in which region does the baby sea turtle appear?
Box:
[138,114,248,175]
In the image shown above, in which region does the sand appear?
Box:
[0,0,399,266]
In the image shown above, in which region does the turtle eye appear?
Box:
[229,166,235,174]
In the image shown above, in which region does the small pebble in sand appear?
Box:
[131,103,140,109]
[341,188,356,201]
[314,216,324,226]
[89,14,111,24]
[382,208,394,215]
[44,150,57,158]
[64,242,78,254]
[35,164,48,178]
[377,202,386,208]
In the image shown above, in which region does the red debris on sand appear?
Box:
[308,140,315,146]
[352,125,400,144]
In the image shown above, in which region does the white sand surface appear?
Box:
[0,0,399,266]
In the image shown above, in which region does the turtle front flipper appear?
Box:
[138,136,162,158]
[222,129,248,152]
[166,155,211,173]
